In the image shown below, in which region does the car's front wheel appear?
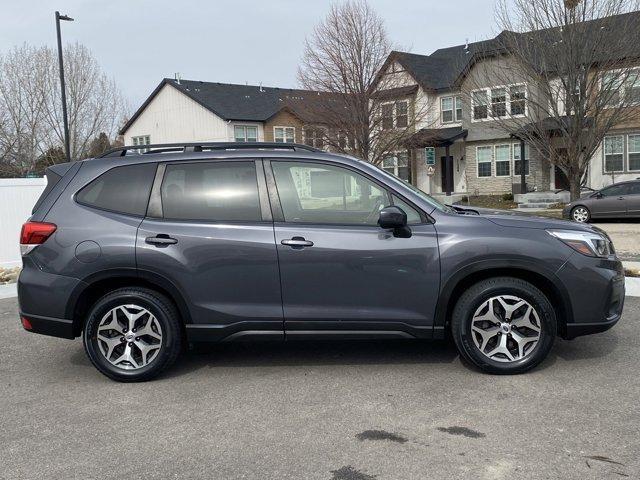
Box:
[83,287,182,382]
[571,205,590,223]
[451,277,556,374]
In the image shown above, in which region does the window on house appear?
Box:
[604,136,624,172]
[629,134,640,171]
[473,90,488,120]
[132,135,151,153]
[455,96,463,121]
[337,132,355,150]
[477,146,492,177]
[274,126,295,143]
[304,128,325,149]
[234,125,258,142]
[441,97,454,123]
[395,101,408,128]
[625,70,640,105]
[381,103,394,130]
[495,145,511,176]
[510,85,526,115]
[491,88,507,118]
[513,143,531,176]
[382,151,410,182]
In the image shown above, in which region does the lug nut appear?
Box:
[135,337,140,341]
[122,328,127,333]
[128,342,133,346]
[120,337,125,342]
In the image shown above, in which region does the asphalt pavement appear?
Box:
[1,297,639,480]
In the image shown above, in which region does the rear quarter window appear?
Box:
[76,163,157,216]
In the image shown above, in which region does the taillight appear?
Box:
[20,221,57,255]
[21,316,33,330]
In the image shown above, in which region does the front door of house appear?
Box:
[440,156,454,194]
[554,166,570,190]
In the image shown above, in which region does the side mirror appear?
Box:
[594,192,604,199]
[378,206,411,238]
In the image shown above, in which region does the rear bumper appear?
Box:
[20,312,75,339]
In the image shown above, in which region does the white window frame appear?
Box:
[440,95,462,124]
[381,100,409,129]
[512,142,531,177]
[471,83,528,122]
[132,135,151,153]
[476,145,493,178]
[494,144,512,177]
[273,126,295,143]
[382,151,411,181]
[234,125,259,142]
[603,135,625,173]
[304,127,326,149]
[628,134,640,172]
[601,67,640,108]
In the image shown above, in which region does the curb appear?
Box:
[0,283,17,300]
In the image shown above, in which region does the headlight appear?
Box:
[547,229,613,257]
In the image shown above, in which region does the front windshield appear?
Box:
[370,163,453,213]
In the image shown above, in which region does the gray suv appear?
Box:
[18,143,625,381]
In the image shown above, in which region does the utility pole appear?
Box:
[55,11,74,162]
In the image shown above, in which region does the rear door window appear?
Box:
[76,163,157,216]
[160,161,261,222]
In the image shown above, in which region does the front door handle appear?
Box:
[281,236,314,248]
[145,234,178,246]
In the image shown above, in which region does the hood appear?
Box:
[451,205,597,232]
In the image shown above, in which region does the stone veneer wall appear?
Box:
[465,140,550,195]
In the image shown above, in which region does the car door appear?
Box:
[590,184,629,218]
[266,159,440,339]
[626,182,640,217]
[136,159,283,341]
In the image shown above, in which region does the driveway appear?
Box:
[1,297,638,480]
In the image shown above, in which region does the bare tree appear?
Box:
[297,0,433,165]
[0,42,127,177]
[462,0,640,200]
[0,44,50,177]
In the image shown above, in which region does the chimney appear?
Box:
[259,82,264,93]
[175,73,181,84]
[464,38,470,53]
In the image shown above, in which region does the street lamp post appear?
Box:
[55,11,74,162]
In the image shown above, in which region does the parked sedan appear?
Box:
[564,180,640,222]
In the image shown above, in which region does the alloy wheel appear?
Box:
[96,304,163,370]
[470,295,541,363]
[572,207,589,223]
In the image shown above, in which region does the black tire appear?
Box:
[83,287,182,382]
[571,205,591,223]
[451,277,556,375]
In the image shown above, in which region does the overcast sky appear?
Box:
[0,0,499,110]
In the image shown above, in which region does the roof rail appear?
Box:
[97,142,321,158]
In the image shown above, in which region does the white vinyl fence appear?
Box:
[0,178,47,268]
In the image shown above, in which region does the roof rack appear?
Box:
[97,142,321,158]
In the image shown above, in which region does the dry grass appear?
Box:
[0,267,20,285]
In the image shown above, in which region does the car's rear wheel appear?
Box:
[571,205,590,223]
[451,277,556,374]
[83,287,182,382]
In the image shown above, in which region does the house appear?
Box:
[120,78,332,150]
[371,11,640,199]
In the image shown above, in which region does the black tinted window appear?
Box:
[161,161,261,221]
[628,182,640,195]
[77,163,156,216]
[601,184,630,196]
[272,161,389,225]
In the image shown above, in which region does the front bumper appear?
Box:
[557,254,625,339]
[561,206,571,219]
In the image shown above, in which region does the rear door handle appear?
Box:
[281,237,314,248]
[145,235,178,246]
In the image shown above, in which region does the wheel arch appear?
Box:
[66,269,192,337]
[436,261,574,338]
